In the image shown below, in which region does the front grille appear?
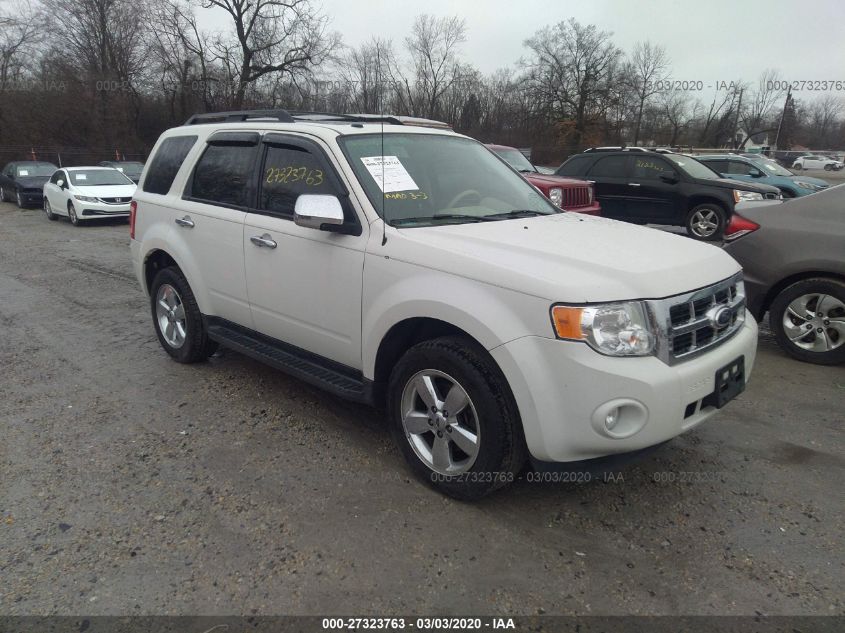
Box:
[649,273,745,365]
[764,192,780,200]
[560,186,592,209]
[100,197,131,204]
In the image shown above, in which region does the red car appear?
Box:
[486,144,600,215]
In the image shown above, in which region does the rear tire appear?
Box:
[149,267,218,363]
[686,203,726,241]
[387,336,526,500]
[824,164,833,171]
[769,278,845,365]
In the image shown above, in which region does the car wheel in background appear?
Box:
[44,199,57,221]
[769,278,845,365]
[149,267,218,363]
[0,187,6,203]
[67,202,80,226]
[16,190,25,209]
[387,336,527,500]
[824,164,833,171]
[780,188,796,199]
[686,203,725,241]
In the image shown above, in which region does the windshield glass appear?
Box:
[749,157,794,176]
[492,147,536,172]
[339,134,559,227]
[114,162,144,177]
[69,169,134,186]
[16,163,56,177]
[664,154,720,179]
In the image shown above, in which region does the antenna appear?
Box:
[378,46,388,246]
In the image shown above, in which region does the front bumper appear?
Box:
[490,313,758,462]
[20,190,43,204]
[565,202,601,216]
[78,202,131,218]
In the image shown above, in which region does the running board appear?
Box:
[206,319,374,405]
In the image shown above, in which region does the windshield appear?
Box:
[69,169,134,186]
[749,157,794,177]
[114,162,144,177]
[492,147,536,172]
[16,163,56,177]
[339,133,559,227]
[663,154,721,179]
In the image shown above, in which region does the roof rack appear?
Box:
[183,109,295,125]
[290,111,405,125]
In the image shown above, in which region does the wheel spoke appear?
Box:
[164,321,174,342]
[449,423,478,456]
[175,321,186,341]
[158,299,170,312]
[431,435,451,471]
[443,383,470,416]
[818,294,845,315]
[403,410,430,435]
[173,303,185,320]
[786,306,808,322]
[414,374,440,410]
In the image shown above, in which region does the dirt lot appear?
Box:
[0,202,842,616]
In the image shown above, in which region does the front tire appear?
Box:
[16,190,25,209]
[824,164,833,171]
[769,278,845,365]
[387,336,526,500]
[686,203,726,241]
[149,267,217,363]
[44,199,57,221]
[0,187,6,202]
[68,202,80,226]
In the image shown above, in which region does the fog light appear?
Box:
[605,409,619,430]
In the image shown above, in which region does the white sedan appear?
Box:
[791,155,844,171]
[42,166,136,225]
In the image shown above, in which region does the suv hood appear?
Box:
[523,172,589,187]
[385,213,740,302]
[704,177,780,195]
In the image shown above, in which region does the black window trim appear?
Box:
[182,134,261,211]
[252,132,362,236]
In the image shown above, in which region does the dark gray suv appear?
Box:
[556,150,781,240]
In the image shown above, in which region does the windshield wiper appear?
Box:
[390,214,496,226]
[486,209,550,220]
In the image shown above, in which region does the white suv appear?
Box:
[130,110,758,499]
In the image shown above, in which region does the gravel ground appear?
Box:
[0,202,842,616]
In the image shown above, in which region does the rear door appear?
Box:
[243,133,366,369]
[625,156,681,222]
[177,131,257,328]
[584,155,631,219]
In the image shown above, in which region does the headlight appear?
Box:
[74,195,99,203]
[548,187,563,207]
[793,181,820,190]
[733,190,763,202]
[551,302,655,356]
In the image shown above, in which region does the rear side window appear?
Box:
[143,136,197,194]
[556,155,590,177]
[190,143,257,208]
[260,144,336,215]
[588,155,629,177]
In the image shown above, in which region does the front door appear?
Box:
[243,133,367,370]
[625,156,680,222]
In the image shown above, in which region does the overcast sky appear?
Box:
[200,0,845,102]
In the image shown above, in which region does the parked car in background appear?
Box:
[130,109,757,499]
[0,161,58,208]
[792,155,843,171]
[697,154,828,198]
[42,167,136,225]
[723,185,845,365]
[486,144,600,214]
[555,149,781,240]
[99,160,145,183]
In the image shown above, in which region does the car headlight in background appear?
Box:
[551,302,655,356]
[733,190,763,202]
[793,180,821,190]
[74,195,99,203]
[548,187,563,207]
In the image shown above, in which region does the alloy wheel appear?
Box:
[690,208,719,238]
[400,369,481,475]
[155,283,188,349]
[782,293,845,353]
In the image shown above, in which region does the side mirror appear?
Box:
[750,170,763,178]
[659,173,679,184]
[57,179,65,188]
[294,194,344,230]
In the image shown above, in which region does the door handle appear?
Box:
[250,234,277,249]
[627,183,641,187]
[175,215,195,228]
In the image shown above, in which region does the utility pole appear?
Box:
[773,87,792,151]
[732,87,744,149]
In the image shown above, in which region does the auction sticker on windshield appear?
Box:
[361,156,419,193]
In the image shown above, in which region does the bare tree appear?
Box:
[0,0,43,86]
[628,40,669,145]
[737,68,784,148]
[523,19,621,149]
[805,94,843,147]
[339,37,395,113]
[200,0,338,108]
